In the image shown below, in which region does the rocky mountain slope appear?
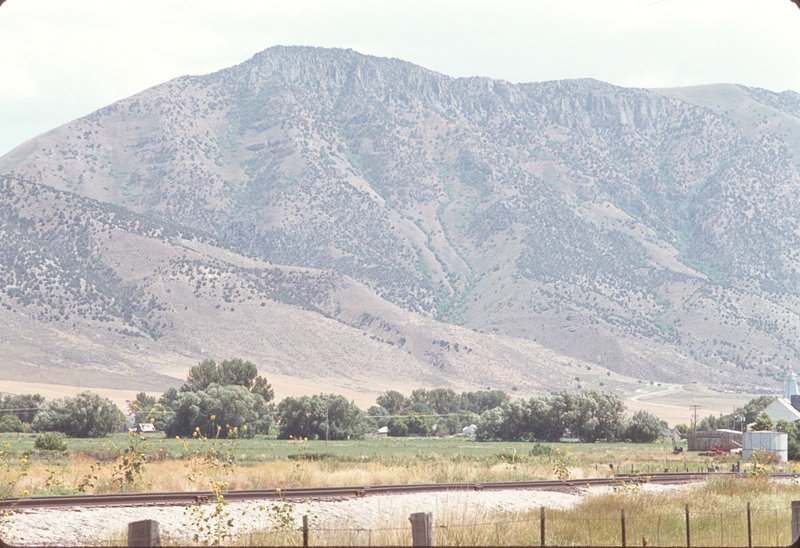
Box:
[3,46,800,394]
[0,174,614,396]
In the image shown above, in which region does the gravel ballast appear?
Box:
[2,484,685,546]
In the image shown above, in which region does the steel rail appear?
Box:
[3,471,784,511]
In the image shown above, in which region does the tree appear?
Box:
[0,414,23,433]
[741,396,775,424]
[32,391,124,437]
[128,392,157,424]
[376,390,409,415]
[0,394,45,423]
[699,396,776,432]
[185,358,274,403]
[626,411,665,443]
[407,401,433,416]
[462,390,510,414]
[186,359,219,391]
[405,411,431,436]
[476,406,509,441]
[387,416,409,437]
[776,419,800,460]
[277,394,368,440]
[697,415,719,432]
[674,424,690,437]
[161,384,269,438]
[367,406,390,428]
[411,388,461,415]
[552,390,626,442]
[528,397,563,442]
[752,412,774,432]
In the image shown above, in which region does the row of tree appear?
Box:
[688,395,774,433]
[1,358,666,443]
[474,390,665,443]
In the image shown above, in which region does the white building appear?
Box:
[763,397,800,424]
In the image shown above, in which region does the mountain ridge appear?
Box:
[3,46,800,395]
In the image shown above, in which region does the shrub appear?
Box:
[34,431,67,452]
[0,414,23,433]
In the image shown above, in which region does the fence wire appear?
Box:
[15,503,797,546]
[279,504,795,547]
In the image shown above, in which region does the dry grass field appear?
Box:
[0,434,787,497]
[4,433,800,546]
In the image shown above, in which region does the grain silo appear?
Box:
[742,431,788,463]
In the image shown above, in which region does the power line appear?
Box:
[367,412,477,418]
[690,405,701,432]
[0,408,43,412]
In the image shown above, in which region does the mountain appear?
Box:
[3,46,800,395]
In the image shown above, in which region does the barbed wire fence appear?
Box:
[239,503,798,547]
[20,502,800,546]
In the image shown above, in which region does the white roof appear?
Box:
[763,398,800,423]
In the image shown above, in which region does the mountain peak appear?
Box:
[2,47,800,395]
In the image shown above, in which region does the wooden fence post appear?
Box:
[409,512,433,547]
[747,502,752,548]
[540,506,546,547]
[685,504,691,548]
[792,501,800,544]
[621,509,626,547]
[303,514,309,547]
[128,520,160,547]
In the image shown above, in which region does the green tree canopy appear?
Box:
[697,395,775,432]
[776,419,800,460]
[476,390,626,443]
[461,390,510,414]
[0,393,45,423]
[752,412,774,432]
[367,406,390,428]
[185,358,274,403]
[277,394,368,440]
[161,383,269,438]
[387,416,409,437]
[376,390,409,415]
[32,391,124,437]
[128,392,157,424]
[0,414,23,433]
[625,410,665,443]
[553,390,626,442]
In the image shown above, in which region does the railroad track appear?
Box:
[3,472,790,511]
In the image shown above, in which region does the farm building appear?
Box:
[759,370,800,425]
[762,397,800,424]
[687,429,742,451]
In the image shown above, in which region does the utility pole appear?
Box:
[325,397,329,446]
[690,405,701,432]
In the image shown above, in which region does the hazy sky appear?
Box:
[0,0,798,156]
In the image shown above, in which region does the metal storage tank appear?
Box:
[742,432,788,463]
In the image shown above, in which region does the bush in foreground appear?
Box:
[34,431,67,451]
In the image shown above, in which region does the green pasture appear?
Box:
[0,432,726,473]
